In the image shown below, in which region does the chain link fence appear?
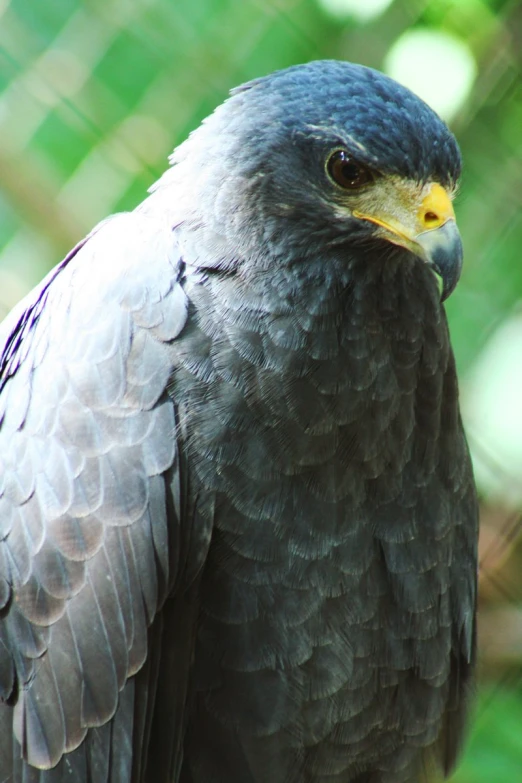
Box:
[1,0,522,779]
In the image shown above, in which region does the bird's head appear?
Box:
[154,60,463,301]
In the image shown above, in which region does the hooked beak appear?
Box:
[353,183,463,301]
[415,219,462,301]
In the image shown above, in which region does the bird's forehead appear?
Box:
[233,60,461,186]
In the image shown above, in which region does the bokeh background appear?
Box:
[1,0,521,779]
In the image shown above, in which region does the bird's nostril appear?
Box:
[424,210,440,227]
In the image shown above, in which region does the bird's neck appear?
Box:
[173,251,455,494]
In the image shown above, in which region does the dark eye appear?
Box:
[327,150,373,189]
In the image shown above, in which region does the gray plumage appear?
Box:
[0,60,478,783]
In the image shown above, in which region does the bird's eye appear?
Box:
[327,150,373,189]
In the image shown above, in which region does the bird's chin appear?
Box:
[374,220,463,302]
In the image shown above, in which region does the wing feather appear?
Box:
[0,212,207,780]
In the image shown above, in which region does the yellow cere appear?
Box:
[418,183,455,232]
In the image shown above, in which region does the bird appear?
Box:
[0,60,478,783]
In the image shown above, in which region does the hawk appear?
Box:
[0,60,478,783]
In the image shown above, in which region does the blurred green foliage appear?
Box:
[1,0,522,780]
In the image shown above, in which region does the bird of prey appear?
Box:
[0,60,478,783]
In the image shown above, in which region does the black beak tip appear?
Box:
[433,233,463,302]
[417,220,463,302]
